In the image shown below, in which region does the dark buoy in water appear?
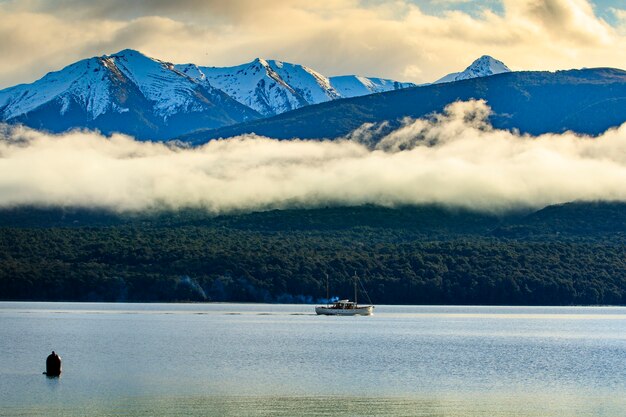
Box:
[44,351,62,377]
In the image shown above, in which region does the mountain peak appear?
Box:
[104,49,163,69]
[251,57,269,66]
[108,49,147,59]
[434,55,511,84]
[464,55,510,76]
[475,55,500,63]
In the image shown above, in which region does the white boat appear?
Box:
[315,273,374,316]
[315,300,374,316]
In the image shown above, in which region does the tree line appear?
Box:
[1,203,624,305]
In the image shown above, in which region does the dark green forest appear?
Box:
[1,203,625,305]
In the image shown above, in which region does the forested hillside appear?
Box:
[1,203,625,305]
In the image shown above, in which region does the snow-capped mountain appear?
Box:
[0,49,259,139]
[434,55,511,84]
[0,49,417,138]
[177,59,323,116]
[177,59,415,116]
[330,76,415,99]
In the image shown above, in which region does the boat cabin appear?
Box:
[330,300,357,309]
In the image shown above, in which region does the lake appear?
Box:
[1,303,625,416]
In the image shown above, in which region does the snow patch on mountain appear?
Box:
[434,55,511,84]
[0,57,116,120]
[108,49,208,118]
[177,59,415,116]
[178,59,306,116]
[0,49,417,126]
[178,58,343,116]
[330,75,415,98]
[0,50,214,122]
[267,60,340,104]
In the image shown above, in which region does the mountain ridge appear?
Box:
[181,67,626,143]
[176,57,415,116]
[3,51,623,142]
[0,49,416,138]
[0,49,261,139]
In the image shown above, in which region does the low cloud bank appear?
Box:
[1,100,626,213]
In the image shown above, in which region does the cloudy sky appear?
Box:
[0,0,625,89]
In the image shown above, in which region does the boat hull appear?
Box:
[315,306,374,316]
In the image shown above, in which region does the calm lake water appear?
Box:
[1,303,625,416]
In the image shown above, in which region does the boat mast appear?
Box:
[354,271,358,306]
[325,273,330,307]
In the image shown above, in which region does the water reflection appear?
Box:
[6,394,626,417]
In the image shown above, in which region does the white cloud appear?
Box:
[1,100,625,213]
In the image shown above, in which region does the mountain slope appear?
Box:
[434,55,511,84]
[176,58,415,116]
[330,75,414,98]
[177,59,323,116]
[0,49,260,139]
[182,67,626,142]
[0,50,416,137]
